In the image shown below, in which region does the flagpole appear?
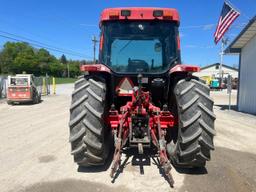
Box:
[215,0,241,87]
[219,38,224,86]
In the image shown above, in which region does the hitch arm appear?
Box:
[110,111,127,178]
[156,111,174,187]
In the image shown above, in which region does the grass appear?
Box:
[54,77,77,84]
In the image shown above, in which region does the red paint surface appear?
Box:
[108,87,175,131]
[100,7,180,25]
[7,87,31,100]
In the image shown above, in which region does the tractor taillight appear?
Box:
[80,64,111,73]
[82,66,99,71]
[184,66,200,72]
[109,10,119,18]
[180,66,200,72]
[163,10,173,18]
[170,64,201,73]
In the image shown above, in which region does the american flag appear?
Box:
[214,1,240,44]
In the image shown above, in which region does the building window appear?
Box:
[215,65,219,69]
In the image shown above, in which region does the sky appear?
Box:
[0,0,255,67]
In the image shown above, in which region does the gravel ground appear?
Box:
[0,85,255,192]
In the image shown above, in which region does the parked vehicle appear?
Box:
[210,79,220,89]
[7,74,41,104]
[201,75,212,86]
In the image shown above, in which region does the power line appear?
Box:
[0,17,77,52]
[0,30,87,57]
[0,30,92,59]
[180,22,247,30]
[0,33,80,56]
[180,24,215,29]
[0,31,86,58]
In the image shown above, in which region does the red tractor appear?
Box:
[69,8,216,186]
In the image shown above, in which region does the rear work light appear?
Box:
[153,10,163,17]
[121,10,131,17]
[153,10,173,19]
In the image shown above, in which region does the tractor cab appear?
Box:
[81,8,186,107]
[99,8,180,74]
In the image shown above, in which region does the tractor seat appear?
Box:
[127,59,149,72]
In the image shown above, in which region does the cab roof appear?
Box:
[15,74,32,77]
[100,7,180,25]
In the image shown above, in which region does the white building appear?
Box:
[194,63,238,79]
[225,16,256,115]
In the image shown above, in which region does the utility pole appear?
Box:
[92,36,99,63]
[67,63,70,78]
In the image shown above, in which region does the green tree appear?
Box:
[60,54,68,77]
[49,61,65,77]
[13,47,38,74]
[36,48,65,77]
[0,41,82,77]
[36,49,53,75]
[0,42,33,74]
[68,60,81,77]
[60,54,67,64]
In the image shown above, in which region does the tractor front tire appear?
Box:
[33,93,40,104]
[69,76,109,167]
[168,78,216,168]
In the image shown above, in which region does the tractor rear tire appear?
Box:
[69,75,109,167]
[168,78,216,168]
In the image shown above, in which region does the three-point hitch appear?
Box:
[109,74,175,187]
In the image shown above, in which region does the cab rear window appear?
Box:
[10,78,28,86]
